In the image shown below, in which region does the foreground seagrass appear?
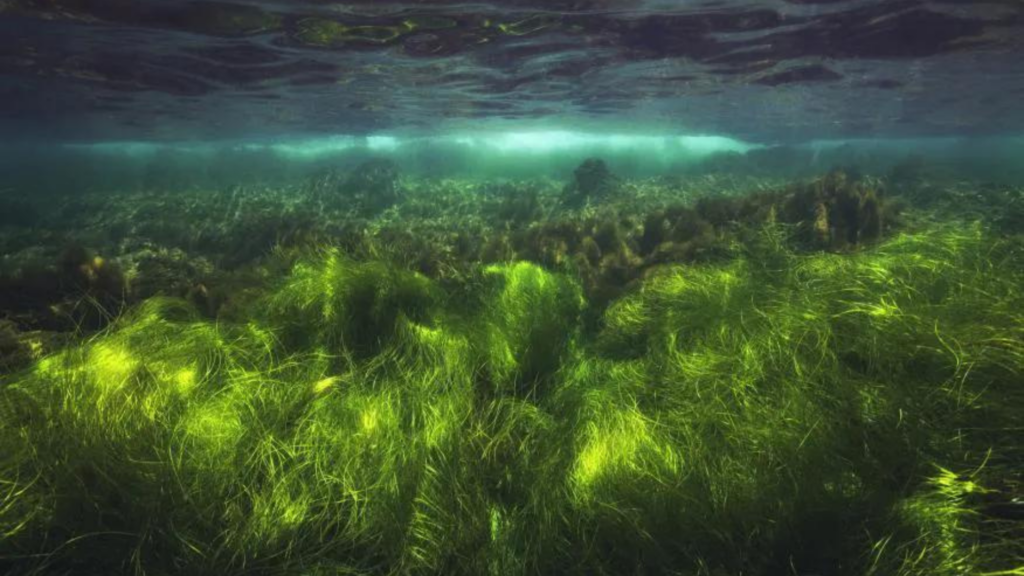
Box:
[1,221,1022,575]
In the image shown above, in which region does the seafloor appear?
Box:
[1,158,1023,575]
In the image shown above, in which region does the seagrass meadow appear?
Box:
[1,158,1023,575]
[5,0,1024,572]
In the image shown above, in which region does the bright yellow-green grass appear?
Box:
[1,221,1022,575]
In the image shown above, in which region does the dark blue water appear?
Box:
[2,0,1023,143]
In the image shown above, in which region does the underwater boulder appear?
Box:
[341,158,403,214]
[564,158,619,207]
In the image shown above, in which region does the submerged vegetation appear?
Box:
[1,161,1023,575]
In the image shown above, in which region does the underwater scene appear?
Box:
[1,1,1024,575]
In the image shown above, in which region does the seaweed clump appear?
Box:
[782,169,887,250]
[0,246,127,331]
[563,158,619,207]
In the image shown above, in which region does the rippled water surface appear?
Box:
[2,0,1023,141]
